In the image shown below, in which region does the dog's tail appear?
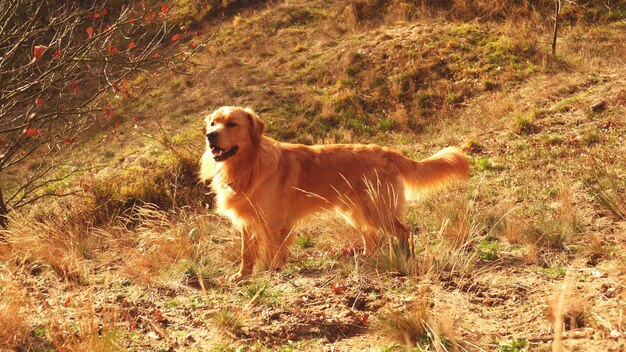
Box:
[395,147,470,200]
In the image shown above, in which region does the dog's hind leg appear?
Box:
[361,177,412,256]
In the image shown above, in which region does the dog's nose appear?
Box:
[206,131,218,142]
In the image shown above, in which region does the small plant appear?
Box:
[543,134,564,146]
[242,280,277,303]
[379,302,430,347]
[379,299,452,349]
[296,233,315,249]
[497,339,529,352]
[445,92,461,104]
[585,166,626,220]
[482,79,498,91]
[580,128,600,146]
[478,237,500,261]
[212,308,244,337]
[512,113,536,135]
[474,157,505,171]
[463,137,484,154]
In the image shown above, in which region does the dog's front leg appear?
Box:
[230,228,258,282]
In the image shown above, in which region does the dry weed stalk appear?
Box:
[0,272,30,350]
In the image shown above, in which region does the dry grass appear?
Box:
[379,288,457,350]
[3,212,91,283]
[0,275,30,350]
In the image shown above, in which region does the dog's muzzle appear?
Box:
[210,145,238,161]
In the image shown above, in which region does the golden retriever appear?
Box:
[200,106,470,281]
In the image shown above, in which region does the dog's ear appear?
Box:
[245,108,265,145]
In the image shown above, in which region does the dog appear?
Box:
[200,106,470,281]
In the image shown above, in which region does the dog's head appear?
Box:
[204,106,265,162]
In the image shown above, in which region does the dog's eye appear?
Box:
[210,121,215,127]
[226,122,237,128]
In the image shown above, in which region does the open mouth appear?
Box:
[210,145,238,161]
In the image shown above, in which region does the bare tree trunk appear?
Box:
[552,0,561,56]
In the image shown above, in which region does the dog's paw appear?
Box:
[228,272,249,283]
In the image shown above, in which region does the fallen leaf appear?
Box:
[86,26,94,37]
[108,45,119,55]
[331,282,345,294]
[152,309,164,322]
[161,4,169,15]
[128,41,136,49]
[51,49,61,59]
[33,45,48,60]
[64,137,77,144]
[35,98,42,107]
[26,127,40,137]
[102,107,113,119]
[171,33,181,41]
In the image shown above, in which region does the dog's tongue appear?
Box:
[211,146,224,156]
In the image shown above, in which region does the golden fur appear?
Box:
[200,106,470,280]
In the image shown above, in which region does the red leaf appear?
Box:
[112,81,120,92]
[140,1,146,11]
[171,33,180,42]
[192,320,202,327]
[331,282,345,294]
[190,42,198,48]
[152,309,164,322]
[35,98,42,107]
[86,26,94,37]
[108,45,119,55]
[146,11,156,21]
[69,80,80,95]
[151,53,161,59]
[33,45,48,60]
[51,49,61,59]
[180,25,189,32]
[63,297,72,307]
[86,13,94,20]
[94,13,100,19]
[128,41,136,49]
[102,107,113,119]
[129,17,136,23]
[26,127,40,137]
[160,4,169,15]
[101,8,108,16]
[64,137,77,144]
[361,313,370,324]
